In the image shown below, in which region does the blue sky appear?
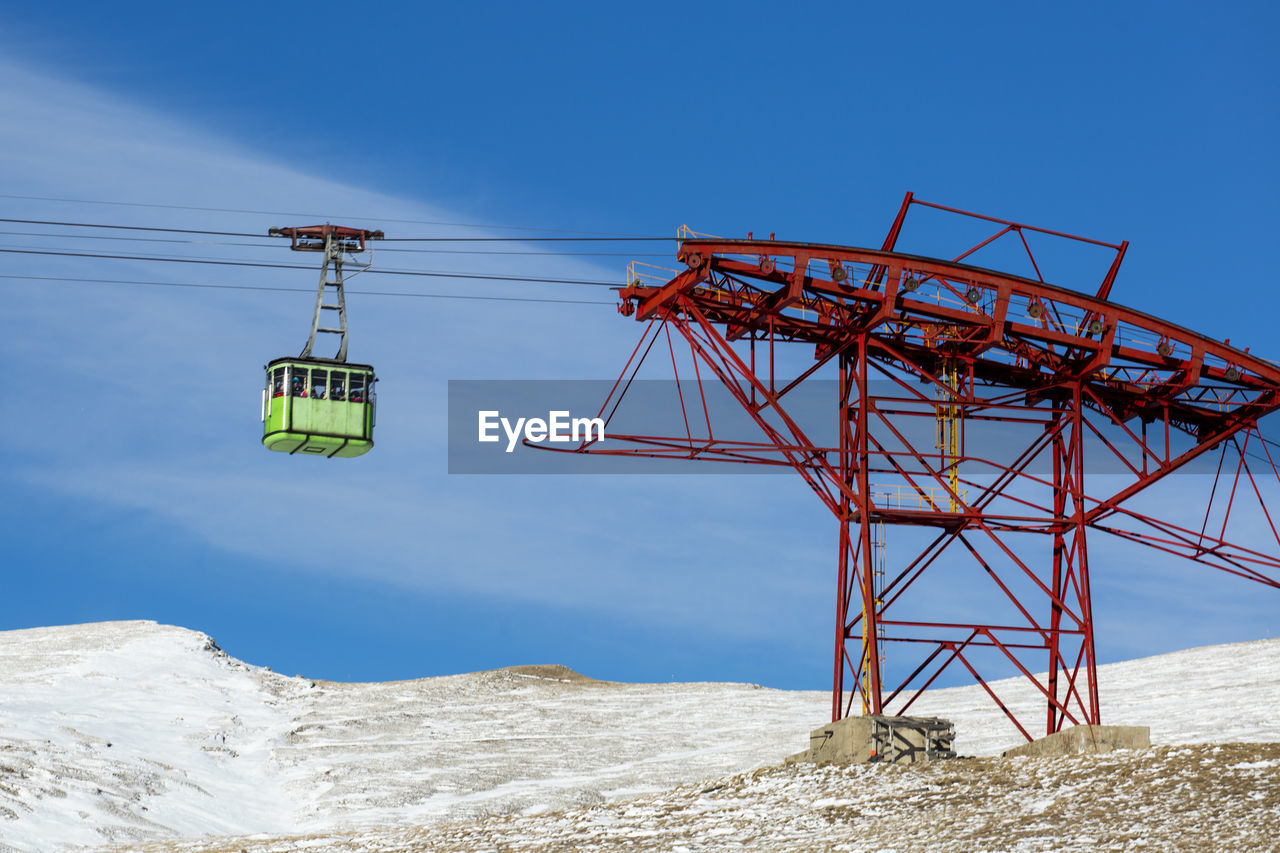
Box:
[1,1,1278,691]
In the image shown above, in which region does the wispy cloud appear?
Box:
[0,56,834,646]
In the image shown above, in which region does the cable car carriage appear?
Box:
[262,357,376,457]
[261,224,383,458]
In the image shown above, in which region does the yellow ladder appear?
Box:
[861,517,887,715]
[936,357,963,512]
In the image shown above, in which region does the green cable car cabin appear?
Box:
[260,223,385,459]
[262,357,376,457]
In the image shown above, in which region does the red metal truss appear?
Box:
[576,195,1280,740]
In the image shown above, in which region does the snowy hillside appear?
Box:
[0,621,1277,852]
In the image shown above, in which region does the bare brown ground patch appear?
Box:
[501,664,602,684]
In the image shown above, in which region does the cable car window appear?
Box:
[290,369,307,397]
[350,373,366,403]
[330,372,346,402]
[311,369,328,400]
[272,367,286,397]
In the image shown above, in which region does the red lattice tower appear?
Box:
[575,195,1280,740]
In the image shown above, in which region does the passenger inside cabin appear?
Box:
[311,370,327,400]
[273,378,284,397]
[330,374,346,402]
[291,374,307,397]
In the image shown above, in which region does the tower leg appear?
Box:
[1049,408,1066,734]
[1069,382,1100,725]
[1047,384,1101,732]
[834,354,854,721]
[854,337,882,715]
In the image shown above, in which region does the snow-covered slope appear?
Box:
[0,622,299,850]
[0,621,1276,852]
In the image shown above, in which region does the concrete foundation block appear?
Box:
[1002,724,1151,758]
[786,714,955,765]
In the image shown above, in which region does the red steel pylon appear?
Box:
[574,194,1280,740]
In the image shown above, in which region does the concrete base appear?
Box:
[1002,724,1151,758]
[786,715,955,765]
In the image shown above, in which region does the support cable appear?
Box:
[0,192,671,236]
[0,274,614,305]
[0,247,621,287]
[0,216,676,242]
[0,230,671,257]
